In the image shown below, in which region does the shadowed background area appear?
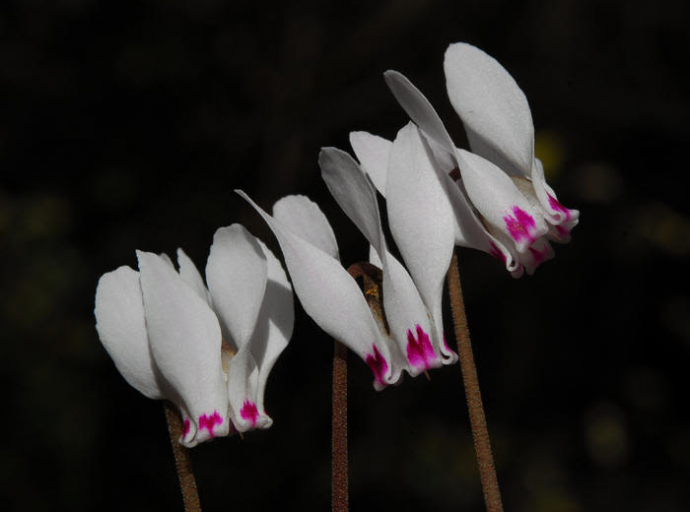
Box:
[1,0,689,510]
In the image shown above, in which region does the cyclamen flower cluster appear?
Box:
[377,43,579,277]
[95,43,577,445]
[95,225,293,447]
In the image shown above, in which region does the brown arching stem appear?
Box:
[447,250,504,512]
[163,402,202,512]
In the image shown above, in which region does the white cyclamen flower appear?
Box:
[94,224,294,447]
[368,42,578,276]
[237,149,457,390]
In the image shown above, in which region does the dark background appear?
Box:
[2,0,689,510]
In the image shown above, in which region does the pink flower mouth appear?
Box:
[198,411,223,438]
[406,324,437,371]
[503,206,537,244]
[240,400,259,428]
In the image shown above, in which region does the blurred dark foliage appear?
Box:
[1,0,689,510]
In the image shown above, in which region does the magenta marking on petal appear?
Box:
[240,400,259,428]
[365,344,389,387]
[198,411,223,438]
[182,418,191,438]
[528,245,550,266]
[547,193,572,222]
[503,206,537,244]
[406,324,437,371]
[489,241,507,264]
[556,224,570,238]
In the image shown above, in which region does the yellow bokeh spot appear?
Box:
[637,203,690,257]
[535,130,566,181]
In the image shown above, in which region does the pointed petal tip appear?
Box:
[383,69,403,80]
[383,70,410,91]
[318,146,350,170]
[235,189,258,208]
[316,147,330,166]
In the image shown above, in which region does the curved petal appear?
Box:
[443,173,520,273]
[444,42,534,176]
[456,149,548,253]
[137,251,229,447]
[237,190,403,390]
[384,72,500,250]
[319,148,384,257]
[382,252,443,376]
[386,123,456,363]
[176,248,212,307]
[227,239,295,432]
[272,194,339,260]
[349,131,392,197]
[319,147,446,374]
[383,70,531,276]
[206,225,268,351]
[95,266,163,400]
[250,240,294,411]
[384,70,457,155]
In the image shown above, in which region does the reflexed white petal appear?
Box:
[237,190,401,390]
[206,225,268,351]
[273,194,339,260]
[456,149,548,253]
[384,70,456,155]
[95,266,163,400]
[386,123,455,362]
[349,131,392,197]
[244,240,294,420]
[137,251,229,447]
[320,143,445,373]
[176,248,212,306]
[383,70,522,274]
[381,252,443,376]
[444,42,534,176]
[319,148,384,256]
[442,172,513,266]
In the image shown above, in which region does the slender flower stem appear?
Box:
[330,262,385,511]
[447,250,504,512]
[163,402,202,512]
[332,340,349,512]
